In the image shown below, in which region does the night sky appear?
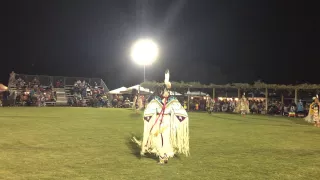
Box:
[1,0,320,89]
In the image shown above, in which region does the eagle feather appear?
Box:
[164,69,171,88]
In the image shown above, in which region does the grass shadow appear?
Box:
[212,114,298,127]
[0,115,59,119]
[229,113,311,125]
[211,112,290,122]
[0,140,57,151]
[212,115,249,123]
[125,133,158,161]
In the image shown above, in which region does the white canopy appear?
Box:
[170,91,182,96]
[186,91,208,96]
[120,85,153,95]
[108,87,127,94]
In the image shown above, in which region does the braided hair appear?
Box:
[131,88,138,100]
[147,84,165,102]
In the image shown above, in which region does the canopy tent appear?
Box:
[185,91,208,96]
[0,84,8,92]
[108,87,127,94]
[120,85,153,95]
[169,91,182,96]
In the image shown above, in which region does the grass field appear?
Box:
[0,108,320,180]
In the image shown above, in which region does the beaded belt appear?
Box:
[157,113,171,115]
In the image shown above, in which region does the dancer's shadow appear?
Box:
[125,133,158,161]
[129,112,142,119]
[289,118,311,126]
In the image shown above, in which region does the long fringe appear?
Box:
[304,104,315,123]
[133,110,190,157]
[170,113,190,156]
[304,114,313,123]
[235,103,250,113]
[140,113,156,154]
[132,136,141,146]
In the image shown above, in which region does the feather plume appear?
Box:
[164,69,170,83]
[164,69,171,88]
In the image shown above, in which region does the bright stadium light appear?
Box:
[130,38,159,82]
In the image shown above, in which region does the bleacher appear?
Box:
[53,88,67,106]
[7,73,109,106]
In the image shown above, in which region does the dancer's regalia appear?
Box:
[235,93,250,115]
[131,89,138,110]
[137,95,144,110]
[206,97,214,113]
[305,96,320,127]
[133,70,190,164]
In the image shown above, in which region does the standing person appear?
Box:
[305,96,320,127]
[183,100,187,110]
[137,95,144,110]
[195,100,199,111]
[131,89,138,110]
[305,98,315,123]
[311,95,320,127]
[206,96,210,110]
[236,93,250,116]
[133,70,189,164]
[296,100,305,117]
[206,96,214,113]
[9,71,16,87]
[312,96,320,127]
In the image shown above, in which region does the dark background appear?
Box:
[1,0,319,89]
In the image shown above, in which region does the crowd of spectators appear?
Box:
[188,97,308,117]
[3,72,56,106]
[1,72,312,115]
[267,100,308,116]
[189,98,242,112]
[67,80,108,107]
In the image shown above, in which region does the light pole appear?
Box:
[143,65,146,82]
[130,38,159,82]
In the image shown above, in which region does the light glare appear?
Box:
[131,39,159,65]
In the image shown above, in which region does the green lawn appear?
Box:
[0,108,320,180]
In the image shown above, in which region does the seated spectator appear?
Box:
[251,102,258,114]
[56,80,61,88]
[124,98,130,108]
[290,105,296,112]
[221,103,228,112]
